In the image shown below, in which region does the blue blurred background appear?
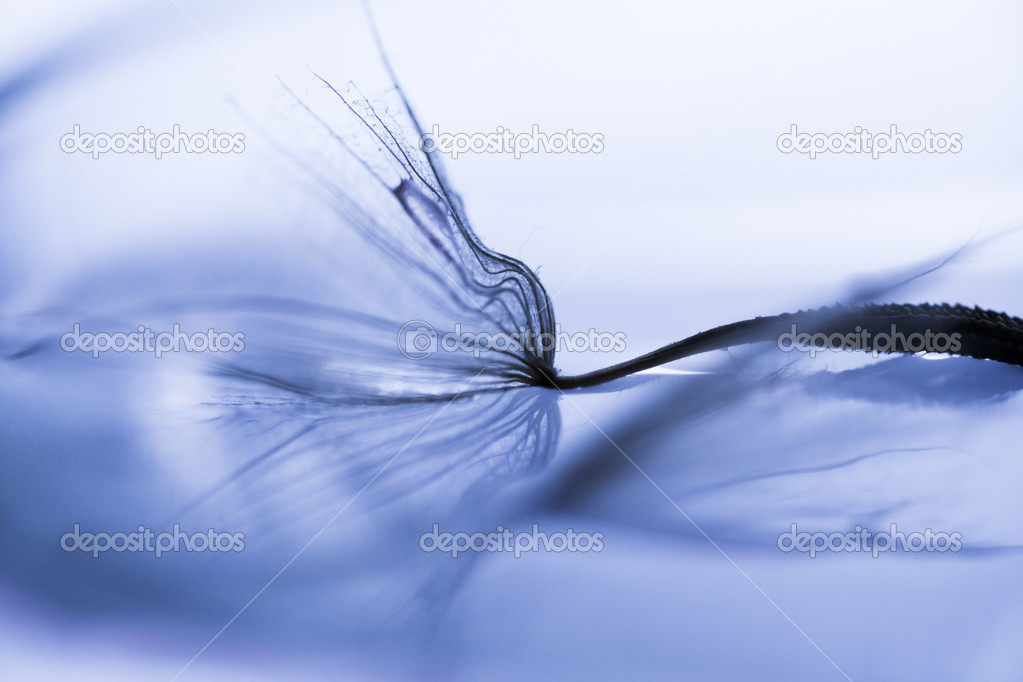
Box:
[2,1,1023,679]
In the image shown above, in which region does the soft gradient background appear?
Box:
[2,1,1022,679]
